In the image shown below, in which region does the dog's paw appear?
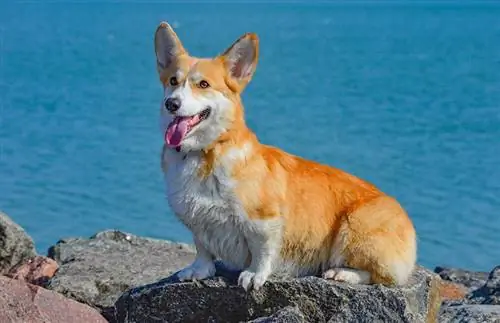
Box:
[177,261,216,281]
[322,268,370,284]
[238,270,269,291]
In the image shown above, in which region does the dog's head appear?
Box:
[154,22,259,152]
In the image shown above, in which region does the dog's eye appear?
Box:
[169,77,179,86]
[199,80,210,89]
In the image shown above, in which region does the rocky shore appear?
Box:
[1,211,499,322]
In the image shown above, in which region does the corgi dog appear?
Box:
[154,22,417,291]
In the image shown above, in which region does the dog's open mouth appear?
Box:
[165,108,211,147]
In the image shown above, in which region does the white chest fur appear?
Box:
[162,148,251,269]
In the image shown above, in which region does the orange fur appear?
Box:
[202,117,416,284]
[156,22,417,287]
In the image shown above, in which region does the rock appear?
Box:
[0,275,107,323]
[46,230,195,320]
[468,266,500,305]
[438,280,468,302]
[113,264,441,323]
[439,304,500,322]
[7,255,59,286]
[248,306,306,323]
[438,265,500,322]
[0,211,37,274]
[435,266,489,292]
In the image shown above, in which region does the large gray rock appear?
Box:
[435,266,489,292]
[248,306,306,323]
[439,265,500,322]
[46,230,195,320]
[0,211,36,274]
[113,264,441,323]
[468,266,500,305]
[439,304,500,323]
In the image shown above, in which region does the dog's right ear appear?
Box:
[154,22,187,74]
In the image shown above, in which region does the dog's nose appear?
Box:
[165,98,181,113]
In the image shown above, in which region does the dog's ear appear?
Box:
[219,33,259,93]
[154,22,187,74]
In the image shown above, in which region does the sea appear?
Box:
[1,1,499,272]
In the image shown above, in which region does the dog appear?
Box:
[154,21,417,291]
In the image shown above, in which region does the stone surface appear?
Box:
[114,264,441,323]
[435,266,489,292]
[438,265,500,322]
[7,255,59,286]
[468,266,500,305]
[0,211,37,274]
[438,280,468,302]
[248,306,306,323]
[0,275,107,323]
[46,230,195,320]
[439,304,500,322]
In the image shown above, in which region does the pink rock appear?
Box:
[7,256,59,286]
[0,276,107,323]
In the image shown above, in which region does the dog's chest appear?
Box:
[163,150,250,268]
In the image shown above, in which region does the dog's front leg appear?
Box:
[177,236,216,281]
[238,219,282,291]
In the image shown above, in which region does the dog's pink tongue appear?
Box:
[165,118,189,147]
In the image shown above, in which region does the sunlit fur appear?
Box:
[155,22,417,291]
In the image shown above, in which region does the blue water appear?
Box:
[1,2,499,271]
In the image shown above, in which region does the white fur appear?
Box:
[326,229,347,270]
[177,236,216,281]
[163,148,250,269]
[171,78,205,116]
[390,240,417,285]
[162,142,285,290]
[221,142,253,165]
[390,261,414,286]
[238,217,282,290]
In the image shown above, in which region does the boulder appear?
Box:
[7,255,59,286]
[437,280,468,302]
[439,265,500,322]
[0,275,106,323]
[46,230,195,320]
[439,304,500,322]
[0,211,36,274]
[113,264,441,323]
[435,266,489,292]
[468,265,500,305]
[248,306,306,323]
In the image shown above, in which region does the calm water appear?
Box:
[1,2,499,271]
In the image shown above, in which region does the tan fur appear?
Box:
[155,22,417,287]
[206,126,416,285]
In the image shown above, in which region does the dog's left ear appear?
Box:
[219,33,259,93]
